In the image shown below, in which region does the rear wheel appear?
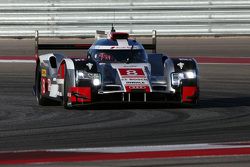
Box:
[35,64,51,105]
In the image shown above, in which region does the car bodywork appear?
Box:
[34,30,199,108]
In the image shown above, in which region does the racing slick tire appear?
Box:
[63,69,72,109]
[35,64,51,106]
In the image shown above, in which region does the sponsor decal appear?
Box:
[41,69,46,77]
[177,62,184,70]
[86,63,93,70]
[117,68,151,92]
[119,69,144,76]
[91,45,141,50]
[41,78,46,95]
[74,58,85,61]
[179,58,192,61]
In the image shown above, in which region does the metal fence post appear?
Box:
[152,30,157,53]
[35,30,39,59]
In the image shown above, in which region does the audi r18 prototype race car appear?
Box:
[33,29,199,108]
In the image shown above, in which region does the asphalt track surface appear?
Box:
[0,37,250,166]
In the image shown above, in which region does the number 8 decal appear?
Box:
[126,70,138,75]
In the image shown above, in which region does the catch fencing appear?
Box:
[0,0,250,37]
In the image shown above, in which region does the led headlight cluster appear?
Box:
[185,71,196,79]
[171,70,196,86]
[76,70,101,86]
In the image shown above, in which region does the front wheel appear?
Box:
[63,69,72,109]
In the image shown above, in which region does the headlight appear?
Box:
[185,71,196,79]
[77,71,84,79]
[76,70,101,86]
[93,78,101,86]
[171,73,184,86]
[171,70,196,86]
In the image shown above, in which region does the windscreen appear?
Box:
[88,49,148,63]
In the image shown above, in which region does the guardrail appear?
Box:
[1,0,250,37]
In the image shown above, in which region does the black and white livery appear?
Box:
[34,29,199,108]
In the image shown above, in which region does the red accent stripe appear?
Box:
[1,147,250,165]
[57,63,65,79]
[182,86,198,103]
[70,87,91,103]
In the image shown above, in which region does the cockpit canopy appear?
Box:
[88,37,148,63]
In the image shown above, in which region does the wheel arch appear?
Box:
[58,58,76,96]
[169,57,200,104]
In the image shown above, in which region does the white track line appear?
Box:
[0,60,35,63]
[199,63,250,65]
[47,143,250,153]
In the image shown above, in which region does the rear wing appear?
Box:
[35,30,157,57]
[34,31,92,57]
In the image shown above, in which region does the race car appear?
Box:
[33,28,199,108]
